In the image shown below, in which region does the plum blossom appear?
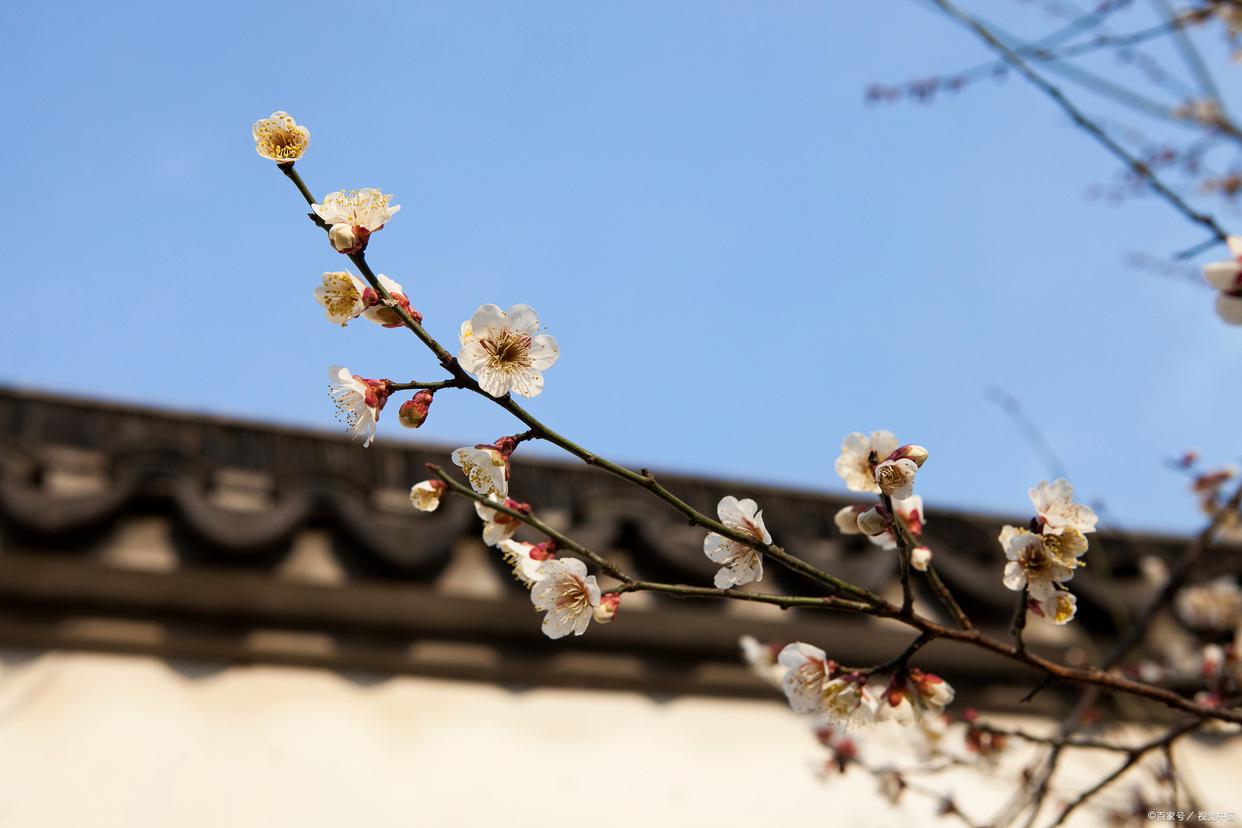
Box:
[1033,590,1078,625]
[1203,236,1242,325]
[252,111,309,163]
[499,539,554,587]
[458,304,559,398]
[835,431,899,493]
[703,496,770,589]
[779,642,831,714]
[999,525,1086,601]
[475,496,528,547]
[327,366,391,447]
[314,271,368,326]
[1176,576,1242,630]
[866,496,926,553]
[312,189,400,254]
[875,458,919,500]
[531,558,601,639]
[451,444,510,498]
[834,505,866,535]
[910,545,932,572]
[1029,479,1098,536]
[398,390,434,429]
[409,479,446,512]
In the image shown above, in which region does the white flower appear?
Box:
[327,365,389,448]
[1029,479,1098,535]
[457,304,559,398]
[778,642,830,714]
[834,505,865,535]
[451,445,509,498]
[498,539,550,586]
[999,525,1085,600]
[1176,576,1242,630]
[875,458,918,500]
[740,636,786,688]
[314,271,369,326]
[360,274,414,328]
[876,670,954,725]
[252,111,309,163]
[1037,590,1078,625]
[328,224,362,254]
[531,558,601,639]
[835,431,899,493]
[703,496,770,589]
[821,677,875,728]
[476,496,523,547]
[312,189,400,234]
[1203,237,1242,325]
[909,669,954,715]
[409,480,446,512]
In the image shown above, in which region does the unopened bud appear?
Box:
[329,223,367,254]
[593,592,621,624]
[834,505,865,535]
[529,540,557,561]
[398,390,434,429]
[888,444,928,467]
[910,545,932,572]
[857,506,889,536]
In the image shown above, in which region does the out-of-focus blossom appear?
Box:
[834,505,866,535]
[327,366,390,447]
[875,669,955,725]
[703,496,770,589]
[779,642,832,714]
[1203,237,1242,325]
[457,304,559,398]
[531,558,601,639]
[252,111,309,163]
[1176,576,1242,630]
[409,479,446,512]
[740,636,786,688]
[910,545,932,572]
[835,431,899,493]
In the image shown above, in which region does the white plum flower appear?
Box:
[876,669,954,725]
[1036,590,1078,625]
[327,366,391,448]
[834,505,865,535]
[451,445,509,498]
[1176,576,1242,630]
[835,431,899,493]
[475,496,525,547]
[409,480,446,512]
[531,558,601,639]
[313,189,400,233]
[875,458,919,500]
[457,304,559,398]
[314,271,369,326]
[498,539,553,587]
[703,496,770,589]
[910,546,932,572]
[778,642,830,714]
[821,677,875,728]
[999,525,1085,601]
[1203,237,1242,325]
[252,111,309,163]
[1029,479,1098,536]
[866,496,925,552]
[313,189,400,253]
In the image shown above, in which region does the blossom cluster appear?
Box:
[998,479,1097,625]
[743,638,955,728]
[833,431,933,569]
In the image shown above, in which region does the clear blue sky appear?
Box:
[4,1,1240,532]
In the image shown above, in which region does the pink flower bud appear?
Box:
[888,444,929,468]
[398,390,434,429]
[593,592,621,624]
[529,540,557,561]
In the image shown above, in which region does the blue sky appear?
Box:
[3,1,1240,532]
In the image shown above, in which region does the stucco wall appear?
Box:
[0,650,1235,827]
